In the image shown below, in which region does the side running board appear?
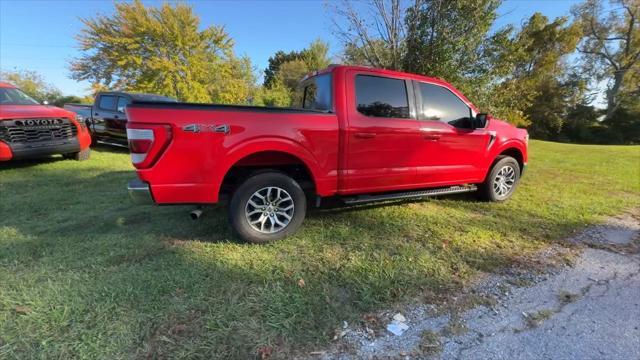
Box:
[343,185,477,205]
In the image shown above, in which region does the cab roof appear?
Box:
[317,65,448,86]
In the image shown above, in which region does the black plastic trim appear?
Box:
[8,138,80,159]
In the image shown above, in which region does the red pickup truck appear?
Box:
[0,82,92,162]
[126,65,528,243]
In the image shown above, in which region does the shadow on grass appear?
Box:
[0,155,66,170]
[0,164,616,358]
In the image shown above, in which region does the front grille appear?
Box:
[0,118,77,144]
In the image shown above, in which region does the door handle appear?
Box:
[354,132,376,139]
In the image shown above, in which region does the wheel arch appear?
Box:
[219,139,321,200]
[497,147,524,174]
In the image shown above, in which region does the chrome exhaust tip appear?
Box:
[189,209,203,220]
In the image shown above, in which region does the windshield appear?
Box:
[0,87,40,105]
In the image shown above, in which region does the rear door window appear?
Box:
[98,95,117,111]
[355,75,410,118]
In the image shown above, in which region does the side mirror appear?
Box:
[474,113,488,129]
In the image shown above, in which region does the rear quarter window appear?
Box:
[299,73,332,111]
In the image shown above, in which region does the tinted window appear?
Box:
[356,75,409,118]
[301,74,332,111]
[117,96,130,113]
[98,95,117,111]
[418,83,471,128]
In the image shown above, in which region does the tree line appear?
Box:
[1,0,637,144]
[331,0,639,144]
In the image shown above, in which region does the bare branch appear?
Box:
[577,47,621,70]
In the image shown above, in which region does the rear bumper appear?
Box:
[0,138,81,161]
[127,179,155,205]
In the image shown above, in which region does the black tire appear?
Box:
[478,156,521,202]
[229,171,307,243]
[63,148,91,161]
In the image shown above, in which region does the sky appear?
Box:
[0,0,583,97]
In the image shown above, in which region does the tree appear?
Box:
[403,0,502,90]
[573,0,640,121]
[559,104,602,143]
[51,95,88,107]
[208,55,259,105]
[301,39,332,72]
[0,69,62,103]
[70,0,256,104]
[330,0,506,108]
[255,81,291,107]
[329,0,407,69]
[602,65,640,143]
[274,59,309,91]
[263,39,331,89]
[263,50,302,88]
[260,40,331,106]
[486,13,583,134]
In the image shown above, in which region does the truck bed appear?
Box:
[125,100,340,204]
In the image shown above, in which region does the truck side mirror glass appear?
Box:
[475,113,488,128]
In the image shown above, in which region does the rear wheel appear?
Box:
[63,148,91,161]
[479,156,520,201]
[229,171,307,243]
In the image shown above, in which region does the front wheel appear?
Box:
[478,156,521,202]
[229,171,307,243]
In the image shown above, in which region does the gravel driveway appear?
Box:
[317,210,640,360]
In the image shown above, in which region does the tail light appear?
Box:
[126,124,172,169]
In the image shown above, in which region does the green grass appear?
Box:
[1,141,639,358]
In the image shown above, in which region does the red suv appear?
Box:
[125,66,528,242]
[0,82,91,161]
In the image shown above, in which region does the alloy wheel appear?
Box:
[245,186,295,234]
[493,165,516,197]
